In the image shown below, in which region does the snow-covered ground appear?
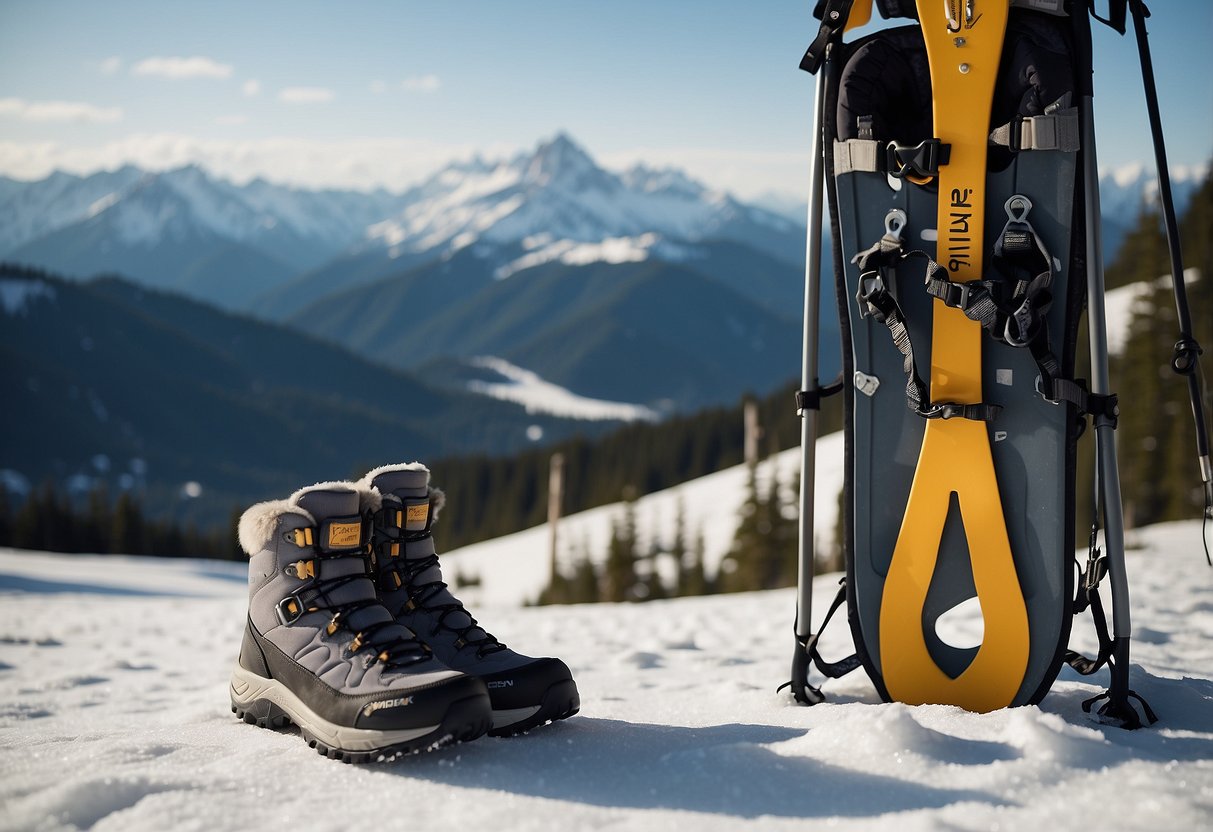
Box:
[1,508,1209,828]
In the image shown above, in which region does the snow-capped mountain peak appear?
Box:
[358,133,799,269]
[523,133,614,191]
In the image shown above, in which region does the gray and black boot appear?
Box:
[359,463,580,736]
[230,482,493,761]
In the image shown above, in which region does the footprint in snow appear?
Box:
[621,651,664,669]
[113,659,158,671]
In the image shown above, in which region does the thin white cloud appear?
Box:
[0,97,123,124]
[131,56,234,80]
[0,127,792,198]
[278,87,334,104]
[369,79,388,94]
[241,79,261,97]
[600,145,810,201]
[99,56,122,75]
[215,115,248,126]
[0,133,517,191]
[401,74,441,93]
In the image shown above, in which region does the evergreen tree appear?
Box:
[1113,175,1212,526]
[719,462,790,591]
[640,529,669,602]
[111,492,146,555]
[85,486,111,554]
[603,489,639,602]
[718,461,762,592]
[681,525,710,596]
[772,465,799,586]
[670,498,691,596]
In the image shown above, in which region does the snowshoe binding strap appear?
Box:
[854,210,1001,423]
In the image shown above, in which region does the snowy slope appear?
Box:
[1,519,1210,831]
[464,356,660,422]
[448,438,841,607]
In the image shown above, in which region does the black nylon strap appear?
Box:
[801,0,856,74]
[797,375,845,414]
[1065,530,1115,676]
[1088,0,1129,35]
[805,581,863,679]
[854,237,1000,423]
[1065,584,1113,675]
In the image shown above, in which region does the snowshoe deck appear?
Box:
[831,2,1081,709]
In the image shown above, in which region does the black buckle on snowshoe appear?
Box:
[276,594,306,626]
[1007,114,1026,152]
[886,139,950,179]
[933,280,971,311]
[920,401,1001,422]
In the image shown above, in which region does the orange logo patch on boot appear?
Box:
[405,502,429,531]
[327,521,362,548]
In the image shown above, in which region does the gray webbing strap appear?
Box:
[989,107,1081,152]
[833,140,882,175]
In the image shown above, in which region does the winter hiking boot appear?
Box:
[230,482,493,761]
[360,463,580,736]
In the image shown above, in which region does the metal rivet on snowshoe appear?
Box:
[854,371,881,398]
[1005,195,1033,223]
[884,208,907,240]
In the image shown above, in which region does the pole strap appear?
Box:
[797,375,846,415]
[780,579,863,705]
[801,0,858,74]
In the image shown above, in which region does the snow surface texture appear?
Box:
[2,455,1210,830]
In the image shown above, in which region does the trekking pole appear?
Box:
[1074,2,1141,725]
[790,41,831,707]
[788,0,862,706]
[1127,0,1213,564]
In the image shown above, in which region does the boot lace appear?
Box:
[290,550,434,672]
[398,553,508,659]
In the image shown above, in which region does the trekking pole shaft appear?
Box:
[796,56,830,640]
[1076,8,1131,638]
[1129,0,1194,338]
[1129,0,1212,480]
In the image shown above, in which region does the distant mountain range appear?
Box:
[0,135,1199,419]
[0,135,825,414]
[0,264,618,527]
[0,165,409,309]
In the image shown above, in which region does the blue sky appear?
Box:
[0,0,1209,198]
